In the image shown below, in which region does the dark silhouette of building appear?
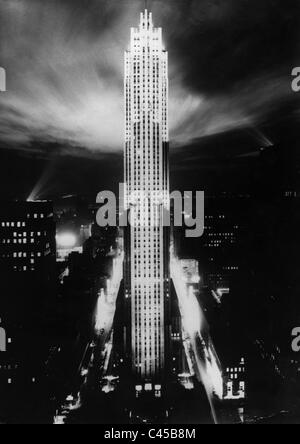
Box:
[0,201,56,422]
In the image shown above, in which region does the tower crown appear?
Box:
[139,9,153,30]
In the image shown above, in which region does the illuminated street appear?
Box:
[54,249,123,424]
[53,248,221,425]
[171,254,223,424]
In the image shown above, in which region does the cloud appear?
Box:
[169,72,292,147]
[0,0,129,150]
[0,0,298,154]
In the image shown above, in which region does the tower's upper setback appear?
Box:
[124,9,169,207]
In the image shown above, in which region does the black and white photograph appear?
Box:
[0,0,300,427]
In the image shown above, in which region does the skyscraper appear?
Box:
[124,9,170,395]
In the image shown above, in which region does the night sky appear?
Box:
[0,0,299,199]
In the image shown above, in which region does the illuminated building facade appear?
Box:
[0,201,56,409]
[201,195,246,293]
[124,10,170,393]
[224,358,246,401]
[0,201,56,276]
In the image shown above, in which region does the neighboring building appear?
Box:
[223,358,246,401]
[84,224,117,260]
[173,193,247,298]
[0,201,55,276]
[80,224,92,245]
[0,201,56,320]
[57,246,82,263]
[0,201,56,413]
[123,9,170,395]
[201,194,248,293]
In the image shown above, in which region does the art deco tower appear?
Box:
[124,9,170,394]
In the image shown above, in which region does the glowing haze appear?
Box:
[0,0,298,154]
